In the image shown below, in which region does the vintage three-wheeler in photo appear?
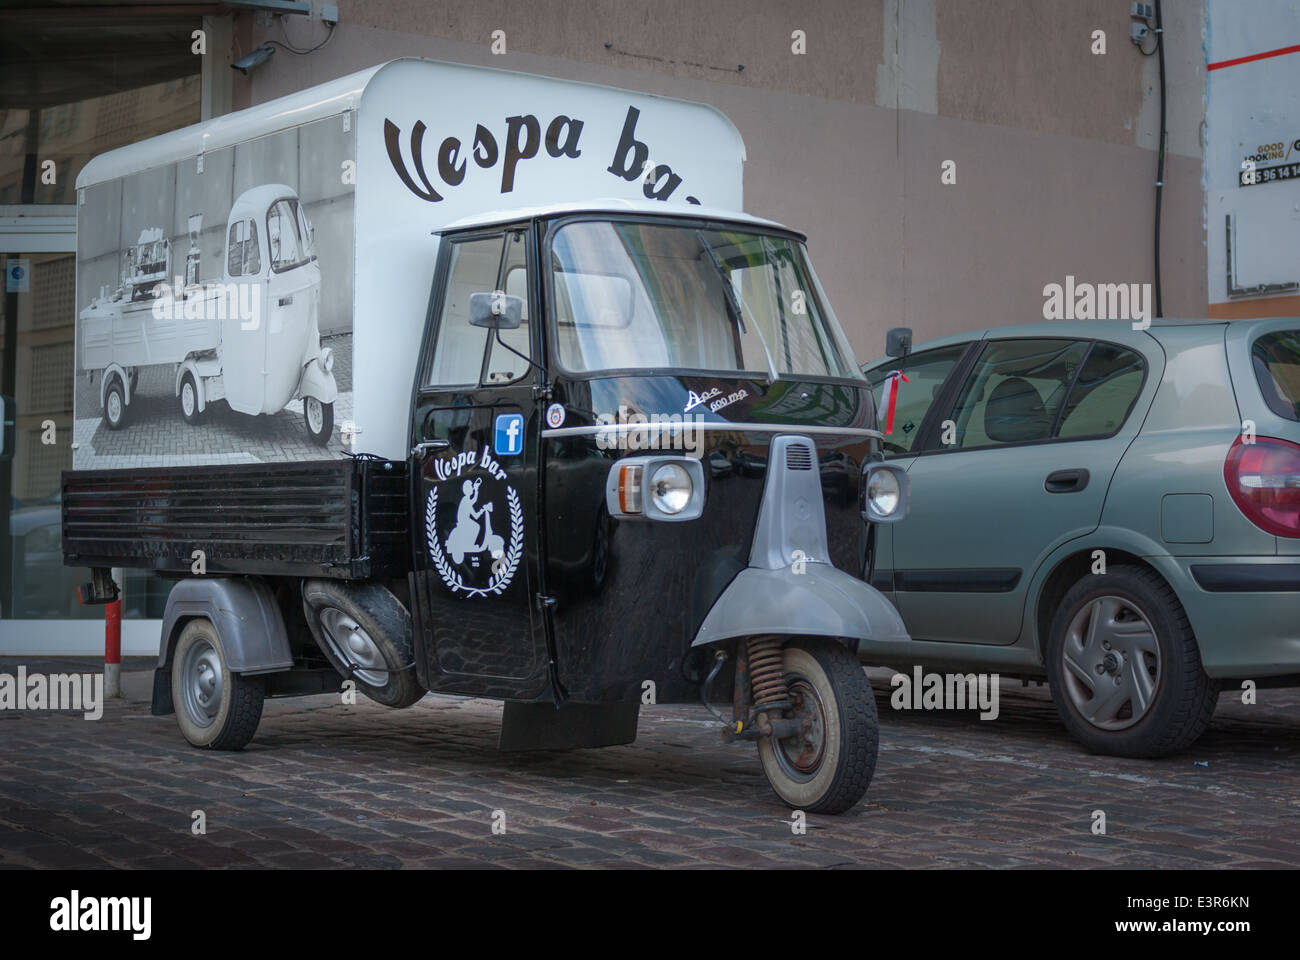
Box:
[62,59,911,814]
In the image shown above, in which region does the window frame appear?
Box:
[1250,329,1300,423]
[865,341,977,457]
[418,222,537,393]
[541,212,865,386]
[870,336,1151,460]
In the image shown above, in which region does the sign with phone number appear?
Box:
[1240,161,1300,187]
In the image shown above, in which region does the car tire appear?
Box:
[302,580,424,708]
[1046,564,1217,758]
[104,375,128,430]
[757,639,878,814]
[179,371,204,425]
[170,618,265,750]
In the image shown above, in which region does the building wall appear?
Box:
[238,0,1208,361]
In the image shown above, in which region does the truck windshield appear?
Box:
[267,198,315,273]
[549,219,862,379]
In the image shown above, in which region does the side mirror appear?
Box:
[885,327,912,359]
[469,292,523,330]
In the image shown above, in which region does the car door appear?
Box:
[408,226,550,699]
[863,342,975,595]
[221,215,268,414]
[885,337,1150,645]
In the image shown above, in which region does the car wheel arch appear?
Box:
[1032,547,1174,662]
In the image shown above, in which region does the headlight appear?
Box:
[606,456,705,522]
[866,469,900,516]
[650,463,692,515]
[318,347,334,374]
[862,463,908,523]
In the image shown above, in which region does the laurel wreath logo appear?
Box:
[426,481,524,598]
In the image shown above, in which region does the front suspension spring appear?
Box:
[747,636,788,709]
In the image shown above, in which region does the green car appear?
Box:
[862,319,1300,758]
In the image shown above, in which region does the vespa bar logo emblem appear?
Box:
[384,105,702,204]
[426,446,523,598]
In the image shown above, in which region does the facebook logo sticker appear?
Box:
[494,413,524,456]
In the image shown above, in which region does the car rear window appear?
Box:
[1252,331,1300,422]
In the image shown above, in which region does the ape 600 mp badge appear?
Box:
[426,445,523,598]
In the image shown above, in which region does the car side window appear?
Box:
[1057,343,1146,438]
[944,339,1090,449]
[865,345,966,454]
[427,235,503,387]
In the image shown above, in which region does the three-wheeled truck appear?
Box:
[63,59,911,813]
[78,183,337,444]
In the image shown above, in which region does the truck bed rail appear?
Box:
[61,457,409,580]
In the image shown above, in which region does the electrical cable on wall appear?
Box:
[1153,0,1167,318]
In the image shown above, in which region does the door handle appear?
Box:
[410,439,449,458]
[1045,468,1090,493]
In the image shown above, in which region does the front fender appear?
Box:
[691,564,911,653]
[297,361,338,404]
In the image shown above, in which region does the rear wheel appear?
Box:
[104,375,127,430]
[757,639,878,814]
[1046,564,1217,757]
[304,397,333,445]
[170,618,264,750]
[302,580,423,708]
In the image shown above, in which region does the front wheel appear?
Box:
[1046,564,1218,757]
[179,371,204,424]
[757,639,878,814]
[304,397,333,446]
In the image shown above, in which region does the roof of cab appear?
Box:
[436,197,798,236]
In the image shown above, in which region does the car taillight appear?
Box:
[1224,435,1300,537]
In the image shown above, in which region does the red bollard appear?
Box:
[105,597,121,698]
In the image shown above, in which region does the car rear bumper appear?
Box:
[1158,556,1300,680]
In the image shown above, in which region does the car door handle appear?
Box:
[410,439,449,458]
[1045,469,1089,493]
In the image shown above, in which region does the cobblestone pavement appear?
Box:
[1,662,1296,870]
[72,333,353,468]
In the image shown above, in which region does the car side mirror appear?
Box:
[469,292,523,330]
[885,326,912,358]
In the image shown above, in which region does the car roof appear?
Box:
[857,318,1300,372]
[436,197,797,236]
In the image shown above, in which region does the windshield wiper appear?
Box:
[696,230,779,385]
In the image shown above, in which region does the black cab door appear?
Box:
[408,225,550,700]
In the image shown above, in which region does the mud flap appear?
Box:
[499,701,640,751]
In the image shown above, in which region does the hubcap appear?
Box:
[306,397,323,434]
[771,673,828,782]
[317,606,386,687]
[107,390,121,423]
[182,382,195,417]
[1061,595,1161,731]
[181,637,223,728]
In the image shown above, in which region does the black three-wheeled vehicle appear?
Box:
[64,203,911,814]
